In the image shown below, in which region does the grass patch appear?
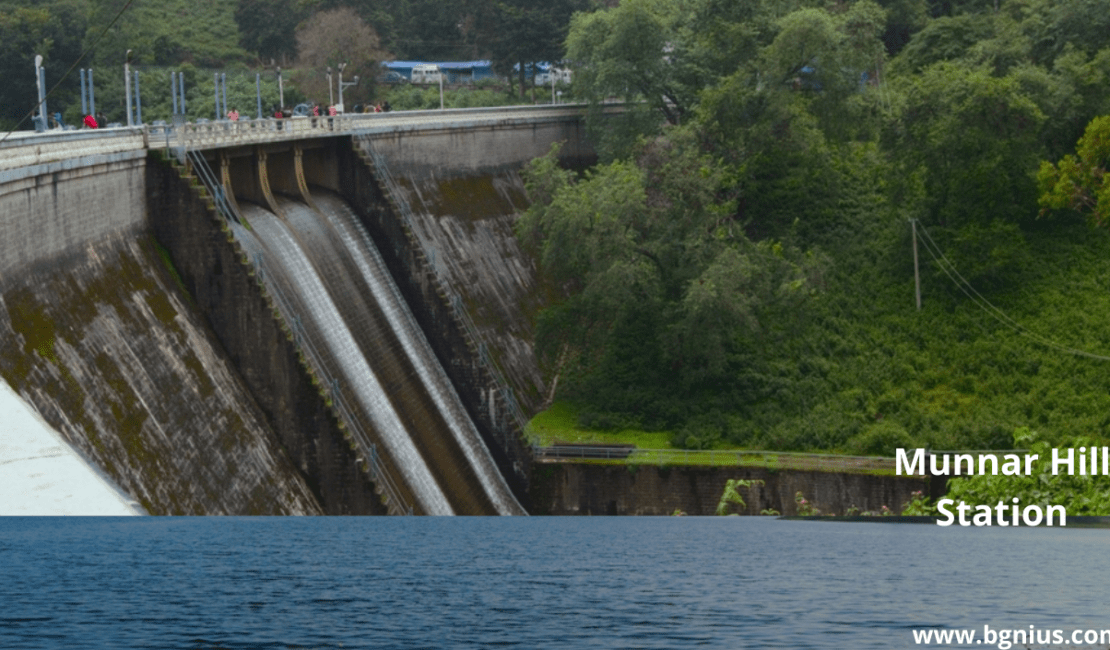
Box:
[527,403,902,473]
[525,401,673,448]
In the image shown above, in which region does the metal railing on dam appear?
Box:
[0,104,595,172]
[534,445,899,472]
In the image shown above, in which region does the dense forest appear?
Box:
[0,0,587,130]
[519,0,1110,457]
[3,0,1110,461]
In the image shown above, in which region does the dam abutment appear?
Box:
[0,132,324,515]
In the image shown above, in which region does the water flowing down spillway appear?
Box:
[231,190,525,515]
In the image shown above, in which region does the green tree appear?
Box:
[85,0,248,68]
[293,6,390,108]
[235,0,309,65]
[1037,115,1110,227]
[566,0,705,128]
[886,62,1045,228]
[890,13,995,75]
[484,0,585,99]
[946,428,1110,516]
[519,134,822,430]
[0,1,86,130]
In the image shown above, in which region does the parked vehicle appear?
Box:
[376,71,408,85]
[410,64,443,85]
[534,67,572,86]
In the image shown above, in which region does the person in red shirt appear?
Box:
[83,115,98,129]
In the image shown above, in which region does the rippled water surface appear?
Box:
[0,517,1106,649]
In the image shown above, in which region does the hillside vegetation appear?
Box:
[0,0,586,130]
[520,0,1110,455]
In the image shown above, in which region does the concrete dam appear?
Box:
[0,107,596,515]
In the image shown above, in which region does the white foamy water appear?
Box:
[231,209,454,515]
[0,379,142,515]
[311,191,525,515]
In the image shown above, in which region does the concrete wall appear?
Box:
[365,117,594,178]
[531,463,931,516]
[0,150,147,280]
[354,116,595,415]
[0,150,323,515]
[336,141,534,507]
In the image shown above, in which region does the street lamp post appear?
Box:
[337,62,345,112]
[34,55,46,131]
[124,50,133,127]
[81,69,89,116]
[277,66,284,111]
[326,66,334,107]
[337,62,358,113]
[134,70,142,124]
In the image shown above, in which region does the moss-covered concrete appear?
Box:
[530,462,932,516]
[0,229,322,515]
[338,139,536,509]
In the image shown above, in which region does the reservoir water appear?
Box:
[1,517,1106,648]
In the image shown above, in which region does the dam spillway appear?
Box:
[1,108,597,514]
[231,189,524,515]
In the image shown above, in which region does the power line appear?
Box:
[914,219,1110,362]
[0,0,136,146]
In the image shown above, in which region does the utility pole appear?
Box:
[912,218,921,310]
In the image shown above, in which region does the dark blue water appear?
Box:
[0,517,1106,649]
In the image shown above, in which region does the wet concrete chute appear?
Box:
[231,189,525,515]
[1,107,597,514]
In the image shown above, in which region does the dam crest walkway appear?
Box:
[0,104,591,173]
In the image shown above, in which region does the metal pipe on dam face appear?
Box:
[232,189,524,515]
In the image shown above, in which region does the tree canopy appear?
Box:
[523,0,1110,452]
